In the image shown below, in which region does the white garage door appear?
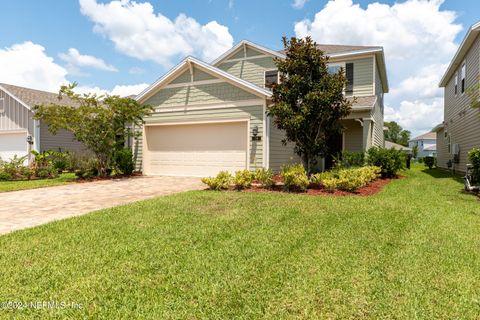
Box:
[0,132,27,162]
[144,121,248,176]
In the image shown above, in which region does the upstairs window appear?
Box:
[461,63,466,94]
[264,70,279,88]
[454,74,458,95]
[345,63,354,95]
[0,98,4,113]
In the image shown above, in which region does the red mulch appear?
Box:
[240,176,402,197]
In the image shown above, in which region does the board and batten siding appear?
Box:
[441,34,480,172]
[0,88,34,133]
[39,121,87,154]
[268,117,301,172]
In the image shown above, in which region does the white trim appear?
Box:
[262,100,267,168]
[0,129,28,134]
[212,40,286,66]
[0,84,32,111]
[440,21,480,87]
[328,48,383,59]
[144,117,250,127]
[136,56,272,104]
[163,79,224,89]
[153,99,264,113]
[0,97,4,113]
[265,114,270,169]
[372,54,376,96]
[33,120,40,152]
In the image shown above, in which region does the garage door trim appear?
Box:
[143,118,250,176]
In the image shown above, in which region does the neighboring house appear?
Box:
[134,40,388,176]
[385,140,411,153]
[0,83,86,163]
[408,132,436,158]
[435,21,480,172]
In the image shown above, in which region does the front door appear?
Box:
[324,133,343,170]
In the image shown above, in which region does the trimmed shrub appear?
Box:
[281,164,309,192]
[0,171,13,181]
[468,148,480,183]
[75,158,99,179]
[424,156,435,169]
[112,148,134,175]
[254,168,275,188]
[334,151,365,168]
[366,147,405,178]
[233,170,254,190]
[201,171,232,191]
[311,166,381,192]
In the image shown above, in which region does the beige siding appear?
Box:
[144,82,258,107]
[436,128,449,169]
[39,121,88,153]
[352,57,374,96]
[371,63,385,147]
[343,119,364,152]
[135,105,264,171]
[441,34,480,172]
[268,117,301,172]
[218,56,276,88]
[0,88,34,133]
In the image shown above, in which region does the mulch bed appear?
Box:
[75,172,143,183]
[237,176,404,197]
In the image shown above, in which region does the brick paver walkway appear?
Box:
[0,176,203,235]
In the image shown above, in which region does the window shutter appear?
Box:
[345,63,354,95]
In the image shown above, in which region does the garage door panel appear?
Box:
[145,122,248,176]
[0,132,27,161]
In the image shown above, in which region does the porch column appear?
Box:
[362,119,372,151]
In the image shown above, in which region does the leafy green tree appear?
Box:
[384,121,411,146]
[34,84,153,176]
[412,144,419,159]
[268,36,352,174]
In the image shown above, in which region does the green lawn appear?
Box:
[1,165,480,319]
[0,173,77,193]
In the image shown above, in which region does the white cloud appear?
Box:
[79,0,234,66]
[75,83,149,97]
[128,67,145,75]
[0,42,68,92]
[59,48,118,74]
[293,0,308,9]
[294,0,462,134]
[385,98,444,136]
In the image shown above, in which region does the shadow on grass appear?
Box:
[422,168,464,182]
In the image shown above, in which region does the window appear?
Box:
[0,98,4,113]
[264,70,279,88]
[327,65,342,74]
[454,74,458,95]
[461,63,466,93]
[345,63,354,95]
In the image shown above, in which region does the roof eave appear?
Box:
[211,40,286,66]
[439,21,480,87]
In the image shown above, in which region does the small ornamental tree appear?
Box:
[34,84,153,176]
[268,36,352,174]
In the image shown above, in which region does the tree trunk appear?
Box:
[302,153,311,176]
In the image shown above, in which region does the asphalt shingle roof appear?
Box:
[0,83,78,108]
[410,132,436,141]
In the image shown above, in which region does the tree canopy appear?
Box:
[384,121,411,146]
[268,36,352,173]
[34,84,153,176]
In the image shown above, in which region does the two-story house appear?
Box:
[408,132,436,158]
[134,40,388,176]
[435,21,480,172]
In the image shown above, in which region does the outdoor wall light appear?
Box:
[26,135,34,145]
[252,125,259,137]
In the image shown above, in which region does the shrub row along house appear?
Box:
[0,83,86,163]
[133,40,388,177]
[434,21,480,173]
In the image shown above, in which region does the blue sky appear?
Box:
[0,0,478,136]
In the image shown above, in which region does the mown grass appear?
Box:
[0,173,77,193]
[1,165,480,319]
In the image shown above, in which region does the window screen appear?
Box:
[345,63,354,95]
[265,70,279,88]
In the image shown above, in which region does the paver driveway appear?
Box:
[0,176,203,235]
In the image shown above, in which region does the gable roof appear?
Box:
[410,131,436,141]
[385,140,411,151]
[0,83,78,110]
[136,56,272,104]
[211,40,286,66]
[439,21,480,87]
